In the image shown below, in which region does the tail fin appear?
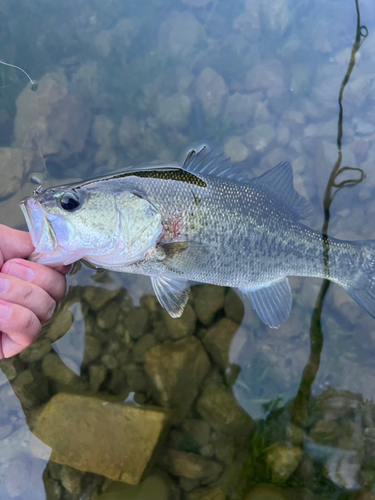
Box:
[345,240,375,318]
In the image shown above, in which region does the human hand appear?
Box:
[0,224,71,358]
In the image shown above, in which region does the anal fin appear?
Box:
[151,275,190,318]
[240,277,292,328]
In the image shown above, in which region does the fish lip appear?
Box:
[19,196,58,253]
[20,196,40,248]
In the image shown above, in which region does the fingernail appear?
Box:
[0,303,11,319]
[7,263,34,281]
[0,278,9,294]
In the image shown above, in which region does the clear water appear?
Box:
[0,0,375,498]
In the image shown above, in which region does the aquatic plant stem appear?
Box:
[290,0,367,431]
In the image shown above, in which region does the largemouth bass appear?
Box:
[20,147,375,328]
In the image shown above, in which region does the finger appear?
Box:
[0,274,56,323]
[0,300,41,347]
[52,264,72,276]
[0,332,26,359]
[1,259,67,302]
[0,225,34,265]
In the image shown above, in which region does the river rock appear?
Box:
[159,10,202,57]
[223,92,260,127]
[325,448,362,490]
[97,301,120,330]
[0,148,24,199]
[19,338,52,363]
[244,123,276,153]
[309,419,342,446]
[202,318,239,371]
[42,353,83,389]
[244,483,289,500]
[144,337,210,424]
[89,365,107,392]
[157,94,191,128]
[98,471,178,500]
[193,285,225,325]
[224,136,250,163]
[59,465,83,494]
[32,393,170,484]
[265,443,302,480]
[245,60,287,97]
[93,114,115,166]
[159,449,222,482]
[182,419,211,447]
[46,308,74,342]
[83,286,120,311]
[12,369,49,410]
[224,289,245,324]
[82,335,102,365]
[196,68,228,120]
[196,383,254,439]
[132,334,157,363]
[162,303,196,339]
[187,486,226,500]
[124,307,150,340]
[15,72,90,163]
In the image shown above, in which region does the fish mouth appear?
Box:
[20,197,58,253]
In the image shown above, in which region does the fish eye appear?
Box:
[60,191,80,211]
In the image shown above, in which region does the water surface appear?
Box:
[1,0,375,498]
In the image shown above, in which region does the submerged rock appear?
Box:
[223,92,260,127]
[159,449,222,482]
[162,303,196,339]
[325,449,362,490]
[124,306,150,340]
[244,483,289,500]
[265,443,302,480]
[19,338,52,363]
[224,289,245,324]
[202,318,239,372]
[42,353,83,389]
[32,393,170,484]
[12,369,49,410]
[182,419,211,447]
[187,486,226,500]
[159,10,203,58]
[83,286,121,312]
[14,72,90,163]
[245,60,287,97]
[157,94,191,128]
[196,68,228,120]
[224,136,250,163]
[196,383,254,439]
[98,471,179,500]
[193,285,225,325]
[244,124,276,153]
[0,148,24,200]
[89,365,107,392]
[145,337,210,423]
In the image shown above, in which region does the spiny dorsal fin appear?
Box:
[182,146,249,180]
[250,161,312,220]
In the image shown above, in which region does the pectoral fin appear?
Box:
[240,277,292,328]
[151,275,190,318]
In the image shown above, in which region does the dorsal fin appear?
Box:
[250,161,312,220]
[183,146,249,180]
